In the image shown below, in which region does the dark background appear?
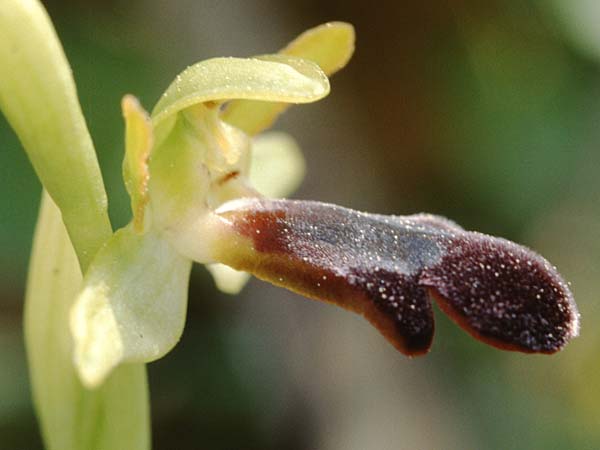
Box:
[2,0,600,448]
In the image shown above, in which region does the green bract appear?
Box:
[0,0,111,269]
[0,1,149,448]
[70,22,356,387]
[26,194,149,450]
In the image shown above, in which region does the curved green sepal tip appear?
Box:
[71,225,192,388]
[152,56,329,126]
[281,21,355,75]
[122,95,153,233]
[223,22,355,135]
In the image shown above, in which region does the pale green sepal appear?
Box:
[25,192,150,450]
[207,263,251,294]
[151,56,329,126]
[223,22,355,135]
[280,21,355,76]
[0,0,111,270]
[122,95,153,233]
[250,131,306,198]
[71,224,192,388]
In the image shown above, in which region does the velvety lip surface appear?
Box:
[216,198,579,355]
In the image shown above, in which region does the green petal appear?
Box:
[151,56,329,126]
[222,22,355,135]
[71,225,192,388]
[0,0,111,269]
[206,263,251,294]
[250,131,306,198]
[122,95,153,233]
[25,192,150,450]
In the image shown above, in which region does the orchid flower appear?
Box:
[70,22,355,387]
[0,4,581,448]
[69,22,579,390]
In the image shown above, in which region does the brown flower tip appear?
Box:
[420,234,579,353]
[216,198,579,355]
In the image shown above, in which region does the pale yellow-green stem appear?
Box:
[0,1,151,448]
[25,193,150,450]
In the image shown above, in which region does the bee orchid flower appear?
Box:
[70,22,579,389]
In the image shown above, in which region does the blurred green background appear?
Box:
[2,0,600,448]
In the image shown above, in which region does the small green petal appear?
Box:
[151,56,329,126]
[71,226,192,388]
[206,263,251,294]
[222,22,355,135]
[122,95,153,233]
[250,131,306,198]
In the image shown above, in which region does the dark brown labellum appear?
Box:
[215,198,579,355]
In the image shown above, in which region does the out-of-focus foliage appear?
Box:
[1,1,600,449]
